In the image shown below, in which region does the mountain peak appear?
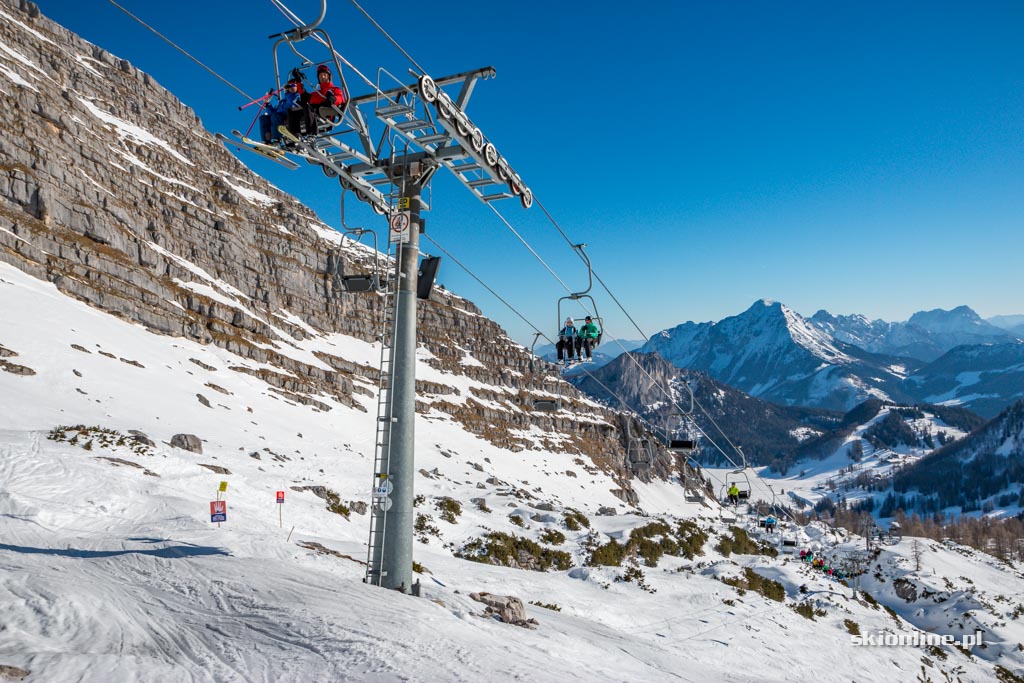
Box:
[905,306,1010,338]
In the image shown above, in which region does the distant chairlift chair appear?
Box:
[626,419,654,471]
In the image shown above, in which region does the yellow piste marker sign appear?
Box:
[219,481,228,492]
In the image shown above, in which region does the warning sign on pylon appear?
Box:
[389,211,411,244]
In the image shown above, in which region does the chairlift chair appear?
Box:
[780,533,799,552]
[724,467,752,501]
[530,376,562,413]
[556,244,603,360]
[336,193,385,293]
[269,3,360,142]
[526,337,562,411]
[664,385,697,453]
[679,455,704,503]
[625,418,654,471]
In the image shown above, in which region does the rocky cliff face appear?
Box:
[0,0,656,485]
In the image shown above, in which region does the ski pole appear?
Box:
[236,89,276,112]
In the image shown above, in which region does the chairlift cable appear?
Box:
[421,234,652,422]
[105,0,255,101]
[421,233,543,340]
[346,0,428,76]
[485,204,578,302]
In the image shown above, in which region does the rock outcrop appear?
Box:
[0,0,671,486]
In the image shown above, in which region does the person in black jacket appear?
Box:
[556,317,578,366]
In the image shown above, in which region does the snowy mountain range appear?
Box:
[642,300,918,412]
[642,300,1024,417]
[1,3,1023,681]
[811,305,1019,362]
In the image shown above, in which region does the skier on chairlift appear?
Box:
[556,317,579,367]
[259,78,303,144]
[727,483,740,506]
[284,64,346,141]
[577,315,600,361]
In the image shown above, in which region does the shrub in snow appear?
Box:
[435,497,462,524]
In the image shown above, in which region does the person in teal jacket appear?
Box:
[577,315,600,360]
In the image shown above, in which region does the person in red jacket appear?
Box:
[284,64,346,140]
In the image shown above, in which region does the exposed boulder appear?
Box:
[470,592,538,629]
[170,433,202,453]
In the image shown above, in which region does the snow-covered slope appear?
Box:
[756,401,979,513]
[2,249,1017,682]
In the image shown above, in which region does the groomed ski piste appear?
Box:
[2,263,1021,682]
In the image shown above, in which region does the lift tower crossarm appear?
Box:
[348,67,496,107]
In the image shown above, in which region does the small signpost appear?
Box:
[212,481,228,526]
[389,211,411,244]
[276,490,285,527]
[210,500,227,523]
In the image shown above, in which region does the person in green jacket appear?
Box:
[727,484,740,506]
[577,315,600,360]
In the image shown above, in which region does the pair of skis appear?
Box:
[214,130,301,169]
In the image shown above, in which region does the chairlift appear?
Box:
[557,244,603,359]
[722,467,752,504]
[625,418,654,471]
[335,191,385,293]
[681,456,704,503]
[525,334,562,411]
[755,502,769,529]
[268,2,361,142]
[664,393,696,453]
[530,377,562,413]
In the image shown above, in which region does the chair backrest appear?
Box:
[341,275,376,292]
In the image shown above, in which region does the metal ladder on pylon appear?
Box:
[364,156,408,585]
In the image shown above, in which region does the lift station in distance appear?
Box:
[217,1,535,595]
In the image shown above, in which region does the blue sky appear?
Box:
[39,1,1024,346]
